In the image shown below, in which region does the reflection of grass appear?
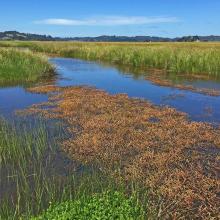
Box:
[0,118,149,219]
[1,41,220,77]
[24,85,220,219]
[0,48,54,85]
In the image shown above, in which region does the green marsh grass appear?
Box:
[0,118,149,219]
[0,48,54,85]
[1,41,220,77]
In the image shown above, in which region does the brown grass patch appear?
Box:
[27,85,61,93]
[146,75,220,96]
[24,85,220,219]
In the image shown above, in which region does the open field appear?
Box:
[1,41,220,78]
[0,48,53,85]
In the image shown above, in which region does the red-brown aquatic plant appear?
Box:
[24,85,220,219]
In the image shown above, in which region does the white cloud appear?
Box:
[34,16,179,26]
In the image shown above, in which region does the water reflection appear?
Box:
[52,58,220,124]
[0,57,220,124]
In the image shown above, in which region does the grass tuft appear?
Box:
[0,48,54,84]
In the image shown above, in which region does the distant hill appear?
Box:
[0,31,54,41]
[65,35,172,42]
[0,31,220,42]
[174,35,220,42]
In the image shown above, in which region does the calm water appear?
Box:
[0,57,220,124]
[0,86,47,118]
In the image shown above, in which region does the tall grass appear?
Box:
[0,118,149,219]
[1,41,220,77]
[0,48,54,84]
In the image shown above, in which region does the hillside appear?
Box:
[0,31,54,41]
[0,31,220,42]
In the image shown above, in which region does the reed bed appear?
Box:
[0,48,54,84]
[0,118,148,219]
[25,85,220,219]
[1,41,220,77]
[0,118,70,218]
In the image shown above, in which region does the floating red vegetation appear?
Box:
[146,75,220,96]
[24,85,220,219]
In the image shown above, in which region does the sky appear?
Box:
[1,0,220,37]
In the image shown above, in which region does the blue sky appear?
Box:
[1,0,220,37]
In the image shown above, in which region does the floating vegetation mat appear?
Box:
[24,85,220,219]
[146,74,220,96]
